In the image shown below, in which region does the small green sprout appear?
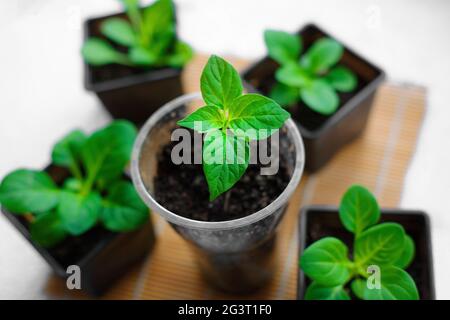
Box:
[177,55,290,200]
[300,185,419,300]
[264,29,357,115]
[82,0,192,68]
[0,121,148,247]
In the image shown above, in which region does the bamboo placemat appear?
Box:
[46,54,426,300]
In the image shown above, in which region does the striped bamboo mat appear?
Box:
[46,54,426,300]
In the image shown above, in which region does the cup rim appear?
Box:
[131,92,305,230]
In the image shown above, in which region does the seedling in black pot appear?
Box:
[0,120,155,295]
[82,0,193,123]
[299,185,420,300]
[265,30,357,115]
[243,24,385,172]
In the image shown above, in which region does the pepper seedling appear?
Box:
[82,0,192,68]
[300,185,419,300]
[177,55,290,200]
[0,121,149,247]
[264,29,357,115]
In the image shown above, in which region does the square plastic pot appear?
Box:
[83,11,183,125]
[1,165,156,296]
[242,24,385,172]
[297,206,435,300]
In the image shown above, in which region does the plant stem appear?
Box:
[69,163,82,181]
[80,173,95,196]
[223,190,231,214]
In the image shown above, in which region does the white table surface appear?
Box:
[0,0,449,299]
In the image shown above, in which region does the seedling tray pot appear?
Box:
[242,24,385,172]
[1,165,156,296]
[131,93,305,294]
[83,11,184,125]
[297,206,435,300]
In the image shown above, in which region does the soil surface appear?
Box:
[154,135,291,222]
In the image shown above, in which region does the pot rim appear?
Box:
[131,92,305,230]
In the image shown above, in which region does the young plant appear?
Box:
[264,29,357,115]
[177,55,290,200]
[300,185,419,300]
[0,121,149,248]
[82,0,192,68]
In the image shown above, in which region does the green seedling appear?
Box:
[0,121,149,247]
[82,0,192,68]
[300,185,419,300]
[264,29,357,115]
[177,55,290,200]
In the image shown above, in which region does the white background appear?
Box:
[0,0,449,299]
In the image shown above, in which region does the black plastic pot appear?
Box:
[297,206,435,300]
[242,24,385,172]
[83,11,183,125]
[1,165,156,296]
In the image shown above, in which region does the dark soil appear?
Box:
[154,133,291,222]
[257,73,368,132]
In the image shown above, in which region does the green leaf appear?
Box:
[350,278,366,299]
[203,130,249,200]
[355,222,406,266]
[30,210,67,248]
[0,170,59,214]
[81,120,137,186]
[300,237,352,286]
[63,178,83,192]
[363,266,419,300]
[269,82,299,107]
[165,41,193,68]
[129,46,156,66]
[264,29,301,65]
[177,105,224,133]
[142,0,176,63]
[325,66,357,92]
[303,38,343,73]
[228,94,290,140]
[120,0,142,36]
[200,55,243,109]
[300,79,339,115]
[305,282,350,300]
[393,235,415,269]
[101,181,149,232]
[100,18,136,47]
[58,191,101,236]
[52,130,87,179]
[275,63,311,88]
[81,38,130,66]
[339,185,380,236]
[141,0,174,50]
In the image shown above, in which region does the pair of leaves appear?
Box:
[305,266,419,300]
[264,29,357,115]
[82,0,193,68]
[339,185,415,270]
[177,55,290,200]
[0,121,149,247]
[300,185,419,300]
